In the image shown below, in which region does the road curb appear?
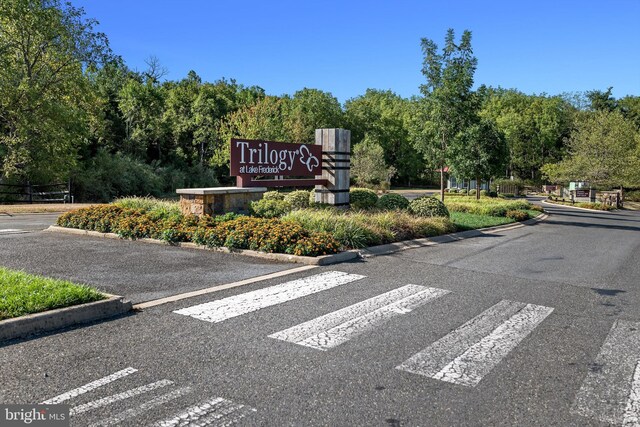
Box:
[0,294,132,343]
[541,200,614,213]
[45,226,359,266]
[358,212,548,258]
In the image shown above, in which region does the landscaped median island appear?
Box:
[55,190,543,258]
[544,198,615,211]
[0,267,105,321]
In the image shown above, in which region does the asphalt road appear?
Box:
[1,203,639,426]
[0,212,59,232]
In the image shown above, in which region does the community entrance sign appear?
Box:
[230,138,328,187]
[177,128,351,215]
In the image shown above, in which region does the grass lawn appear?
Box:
[0,267,105,321]
[451,212,515,231]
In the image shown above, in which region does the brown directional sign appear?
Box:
[230,138,323,178]
[575,189,590,198]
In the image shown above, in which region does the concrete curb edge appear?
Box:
[358,212,548,258]
[541,200,614,213]
[45,226,359,266]
[0,294,133,343]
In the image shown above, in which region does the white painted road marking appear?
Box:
[88,386,192,427]
[155,397,256,427]
[70,379,174,415]
[41,367,138,404]
[174,271,365,323]
[0,228,29,234]
[624,362,640,426]
[269,284,450,350]
[572,320,640,425]
[397,300,553,387]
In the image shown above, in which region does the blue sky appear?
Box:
[73,0,640,103]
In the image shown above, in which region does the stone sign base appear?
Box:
[176,187,267,216]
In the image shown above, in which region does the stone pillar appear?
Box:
[315,129,351,206]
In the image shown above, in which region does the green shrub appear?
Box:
[350,187,378,209]
[249,199,291,218]
[506,210,529,221]
[409,197,450,218]
[284,190,311,209]
[262,191,284,201]
[469,189,477,196]
[377,193,409,210]
[283,209,454,249]
[459,189,468,195]
[625,190,640,202]
[449,188,458,193]
[489,191,498,197]
[480,190,488,197]
[58,206,341,256]
[113,196,181,219]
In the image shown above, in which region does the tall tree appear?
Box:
[413,29,477,201]
[586,87,617,112]
[541,110,640,188]
[345,89,422,185]
[285,88,343,143]
[0,0,110,183]
[450,119,508,199]
[480,89,572,181]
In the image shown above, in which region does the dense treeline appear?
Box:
[1,1,639,202]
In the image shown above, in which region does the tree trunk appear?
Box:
[476,176,481,200]
[440,167,445,202]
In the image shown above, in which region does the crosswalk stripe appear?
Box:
[269,285,450,350]
[174,271,365,323]
[70,379,174,415]
[155,397,256,427]
[397,300,553,387]
[623,362,640,426]
[41,367,138,404]
[572,320,640,425]
[88,386,192,427]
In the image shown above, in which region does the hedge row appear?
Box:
[57,206,340,257]
[445,199,532,217]
[252,189,448,218]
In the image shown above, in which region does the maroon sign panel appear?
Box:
[575,189,590,198]
[230,139,323,187]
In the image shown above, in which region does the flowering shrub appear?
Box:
[57,205,341,256]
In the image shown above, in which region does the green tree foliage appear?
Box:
[216,96,290,170]
[286,88,343,143]
[541,110,640,188]
[412,29,478,200]
[0,0,110,182]
[450,119,508,199]
[345,89,422,185]
[480,88,572,181]
[586,87,617,112]
[351,137,395,187]
[618,96,640,130]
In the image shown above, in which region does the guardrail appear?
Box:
[0,182,72,204]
